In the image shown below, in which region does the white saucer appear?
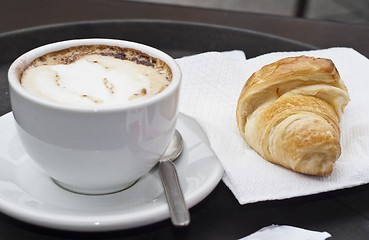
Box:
[0,112,223,232]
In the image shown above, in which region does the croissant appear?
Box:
[236,56,350,175]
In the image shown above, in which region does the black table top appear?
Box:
[0,1,369,239]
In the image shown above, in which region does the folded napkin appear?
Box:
[240,225,331,240]
[176,47,369,204]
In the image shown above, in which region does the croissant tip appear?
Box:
[292,156,335,176]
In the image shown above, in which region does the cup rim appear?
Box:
[8,38,181,113]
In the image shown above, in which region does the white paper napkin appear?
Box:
[176,47,369,204]
[239,225,331,240]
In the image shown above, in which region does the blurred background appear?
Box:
[128,0,369,24]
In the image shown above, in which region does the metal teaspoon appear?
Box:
[159,129,190,226]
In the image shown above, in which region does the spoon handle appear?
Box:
[159,160,190,226]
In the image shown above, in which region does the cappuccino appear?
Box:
[9,39,181,194]
[20,45,172,107]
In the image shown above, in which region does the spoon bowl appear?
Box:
[162,130,183,161]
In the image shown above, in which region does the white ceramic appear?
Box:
[7,39,181,194]
[0,112,223,231]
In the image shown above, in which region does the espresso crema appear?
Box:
[20,45,172,107]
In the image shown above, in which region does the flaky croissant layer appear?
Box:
[236,56,350,175]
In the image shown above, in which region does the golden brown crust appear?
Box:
[236,56,350,175]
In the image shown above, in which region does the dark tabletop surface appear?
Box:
[1,1,369,239]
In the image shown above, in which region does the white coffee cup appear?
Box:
[8,39,181,195]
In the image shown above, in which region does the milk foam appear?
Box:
[21,50,171,107]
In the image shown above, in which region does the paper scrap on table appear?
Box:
[176,47,369,204]
[239,225,331,240]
